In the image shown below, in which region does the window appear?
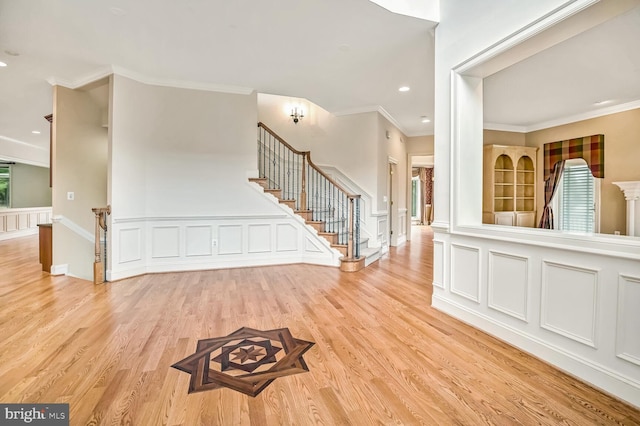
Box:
[411,176,419,218]
[0,166,10,208]
[553,159,599,233]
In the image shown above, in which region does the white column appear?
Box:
[613,181,640,236]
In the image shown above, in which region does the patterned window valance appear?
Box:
[543,134,604,181]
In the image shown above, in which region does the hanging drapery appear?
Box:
[412,167,434,225]
[418,168,427,224]
[538,160,565,229]
[424,167,433,225]
[543,134,604,181]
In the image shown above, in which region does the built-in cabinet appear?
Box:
[483,145,538,227]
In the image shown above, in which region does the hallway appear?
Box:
[0,228,638,424]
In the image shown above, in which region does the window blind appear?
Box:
[561,164,594,232]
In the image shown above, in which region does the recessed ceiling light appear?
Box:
[0,61,7,67]
[398,86,410,92]
[32,130,41,134]
[593,100,613,106]
[421,117,431,123]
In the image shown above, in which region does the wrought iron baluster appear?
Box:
[355,197,361,258]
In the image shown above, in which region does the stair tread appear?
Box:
[318,231,337,235]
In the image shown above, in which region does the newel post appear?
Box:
[347,196,354,259]
[92,205,111,284]
[300,153,308,210]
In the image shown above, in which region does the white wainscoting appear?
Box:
[395,208,407,246]
[432,239,445,289]
[247,224,270,253]
[151,226,180,258]
[432,231,640,408]
[450,243,480,303]
[377,217,388,253]
[186,225,212,257]
[541,260,599,348]
[0,207,52,241]
[108,214,342,281]
[275,223,298,252]
[119,227,142,263]
[218,225,243,255]
[488,251,529,322]
[616,274,640,367]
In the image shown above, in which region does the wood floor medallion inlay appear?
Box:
[171,327,314,397]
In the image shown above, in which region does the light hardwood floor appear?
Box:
[1,228,639,425]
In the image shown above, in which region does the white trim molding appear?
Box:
[51,215,94,243]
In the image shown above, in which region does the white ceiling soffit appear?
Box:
[0,0,438,161]
[367,0,440,21]
[484,3,640,133]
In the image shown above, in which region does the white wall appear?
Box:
[108,77,340,279]
[433,0,640,408]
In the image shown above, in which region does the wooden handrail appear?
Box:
[258,122,307,156]
[305,154,360,199]
[258,121,359,198]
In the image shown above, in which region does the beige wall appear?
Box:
[407,135,434,155]
[11,163,51,207]
[525,108,640,235]
[484,129,525,146]
[484,108,640,234]
[53,82,109,278]
[380,115,409,242]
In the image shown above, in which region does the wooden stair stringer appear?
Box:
[247,179,344,263]
[248,178,372,271]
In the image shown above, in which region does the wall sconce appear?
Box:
[290,107,304,124]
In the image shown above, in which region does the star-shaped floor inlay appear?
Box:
[171,327,315,397]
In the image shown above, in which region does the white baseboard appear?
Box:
[50,264,68,275]
[0,228,38,241]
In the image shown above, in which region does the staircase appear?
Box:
[252,122,378,271]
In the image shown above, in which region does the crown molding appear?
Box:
[0,153,48,167]
[47,65,255,95]
[0,135,47,151]
[333,104,410,136]
[485,99,640,134]
[483,123,529,133]
[524,99,640,132]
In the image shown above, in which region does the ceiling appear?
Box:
[484,3,640,132]
[0,0,436,158]
[1,1,638,164]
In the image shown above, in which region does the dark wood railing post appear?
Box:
[347,196,354,259]
[92,205,111,284]
[300,153,308,210]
